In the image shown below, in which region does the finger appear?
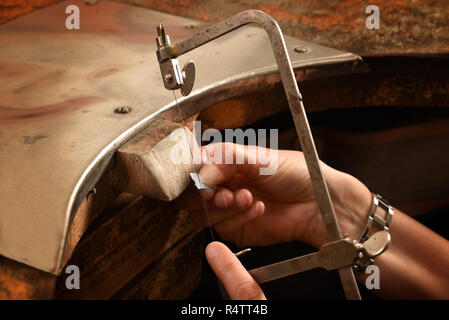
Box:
[215,201,264,236]
[207,189,254,228]
[200,143,264,186]
[206,242,266,300]
[190,188,254,225]
[214,188,252,210]
[232,189,253,211]
[213,188,234,209]
[177,186,228,211]
[179,184,256,228]
[199,163,236,188]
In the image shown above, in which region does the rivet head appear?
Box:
[294,46,308,53]
[164,73,173,83]
[114,106,132,114]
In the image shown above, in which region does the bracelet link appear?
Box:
[359,193,394,243]
[355,193,393,272]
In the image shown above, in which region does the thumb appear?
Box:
[205,241,266,300]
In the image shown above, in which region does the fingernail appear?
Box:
[222,192,229,208]
[238,193,247,208]
[256,201,265,215]
[199,165,221,185]
[206,242,220,259]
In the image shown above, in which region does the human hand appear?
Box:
[205,241,266,300]
[179,142,372,248]
[182,143,449,300]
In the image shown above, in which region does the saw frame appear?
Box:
[155,9,365,299]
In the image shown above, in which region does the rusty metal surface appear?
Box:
[2,1,448,55]
[0,255,56,299]
[0,0,365,274]
[0,0,60,24]
[116,0,449,55]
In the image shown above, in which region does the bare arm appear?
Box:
[357,206,449,298]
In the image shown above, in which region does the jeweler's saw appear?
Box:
[155,10,390,300]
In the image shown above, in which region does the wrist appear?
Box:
[333,171,372,242]
[301,169,372,248]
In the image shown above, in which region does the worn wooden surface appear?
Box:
[1,1,448,54]
[60,170,120,270]
[113,231,203,299]
[54,117,202,299]
[113,119,198,201]
[199,87,286,130]
[199,56,449,134]
[56,195,200,299]
[60,115,200,272]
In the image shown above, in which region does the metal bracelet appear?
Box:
[359,193,394,243]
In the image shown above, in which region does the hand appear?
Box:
[181,143,449,300]
[205,241,266,300]
[178,142,372,248]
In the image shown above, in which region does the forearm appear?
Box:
[357,209,449,299]
[340,174,449,299]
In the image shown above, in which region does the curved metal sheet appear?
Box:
[0,0,365,274]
